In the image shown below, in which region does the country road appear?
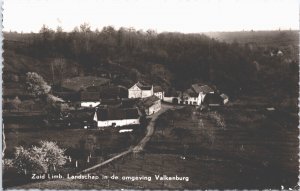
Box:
[133,103,181,153]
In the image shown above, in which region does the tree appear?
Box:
[26,72,51,97]
[33,141,67,172]
[13,146,47,175]
[12,141,67,174]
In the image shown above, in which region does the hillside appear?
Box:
[3,29,299,102]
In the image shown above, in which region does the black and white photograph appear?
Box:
[2,0,299,189]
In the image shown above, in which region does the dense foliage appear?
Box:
[4,25,298,100]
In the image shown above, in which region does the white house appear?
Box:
[220,93,229,104]
[93,108,140,127]
[190,84,214,104]
[181,89,201,105]
[153,86,164,100]
[141,95,161,115]
[128,82,153,99]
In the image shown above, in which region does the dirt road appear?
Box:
[133,103,181,153]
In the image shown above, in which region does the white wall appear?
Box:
[128,90,142,98]
[81,101,100,107]
[146,101,161,115]
[141,90,153,98]
[128,84,153,98]
[154,92,164,100]
[163,96,177,103]
[97,119,140,127]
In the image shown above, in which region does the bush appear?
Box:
[26,72,51,97]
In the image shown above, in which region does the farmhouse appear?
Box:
[176,84,215,106]
[181,89,200,105]
[80,85,129,108]
[128,82,153,99]
[93,108,140,127]
[140,95,161,115]
[153,86,164,100]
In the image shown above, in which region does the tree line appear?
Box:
[5,24,298,98]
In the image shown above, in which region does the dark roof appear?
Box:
[97,99,122,108]
[153,86,164,93]
[191,84,214,94]
[135,82,152,90]
[203,94,223,104]
[141,95,160,108]
[119,98,138,108]
[96,108,140,121]
[183,88,198,97]
[165,91,180,97]
[80,92,100,101]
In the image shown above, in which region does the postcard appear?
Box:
[2,0,299,190]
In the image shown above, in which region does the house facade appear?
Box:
[128,82,153,99]
[93,108,140,127]
[153,86,164,100]
[141,95,161,115]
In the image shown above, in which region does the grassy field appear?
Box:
[61,76,110,91]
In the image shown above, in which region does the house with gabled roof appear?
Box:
[128,82,153,99]
[93,107,140,127]
[180,84,215,106]
[140,95,161,115]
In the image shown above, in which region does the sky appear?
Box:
[3,0,299,33]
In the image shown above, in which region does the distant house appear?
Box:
[182,89,200,105]
[153,86,164,100]
[178,84,215,106]
[128,82,153,99]
[140,95,161,115]
[93,108,140,127]
[80,85,128,108]
[220,93,229,104]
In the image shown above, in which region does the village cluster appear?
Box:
[57,79,228,129]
